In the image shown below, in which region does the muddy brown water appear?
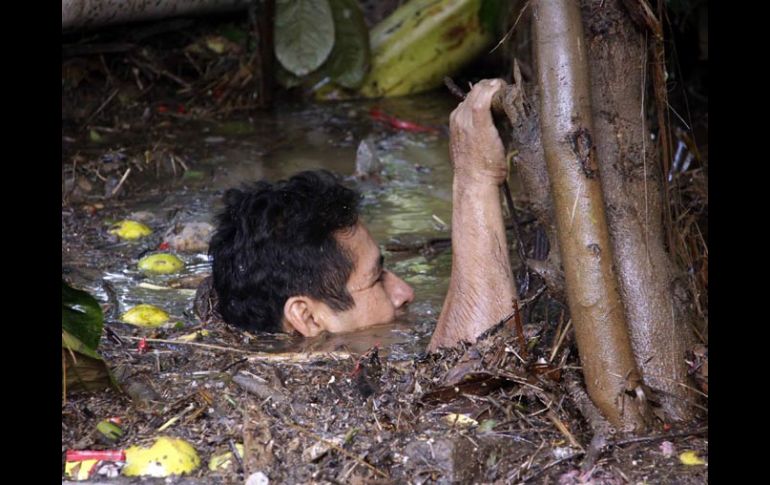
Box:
[66,92,523,359]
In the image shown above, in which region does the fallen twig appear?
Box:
[612,425,708,446]
[519,451,584,484]
[111,167,132,197]
[85,89,119,126]
[564,373,613,472]
[287,421,389,479]
[119,335,350,362]
[546,409,583,451]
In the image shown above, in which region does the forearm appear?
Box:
[429,178,516,351]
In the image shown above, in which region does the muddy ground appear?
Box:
[61,298,708,484]
[62,10,708,484]
[61,164,708,484]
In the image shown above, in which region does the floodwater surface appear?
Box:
[64,92,517,359]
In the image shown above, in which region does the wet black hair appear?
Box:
[208,170,360,332]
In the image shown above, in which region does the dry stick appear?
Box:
[565,374,614,473]
[519,452,584,484]
[604,370,708,410]
[546,409,583,451]
[549,318,573,364]
[119,336,351,362]
[287,422,388,479]
[131,55,191,89]
[522,439,546,474]
[612,425,707,446]
[637,370,709,399]
[111,167,132,197]
[228,438,245,476]
[502,179,533,297]
[548,312,565,363]
[85,89,119,127]
[490,0,532,53]
[443,76,465,99]
[512,300,528,360]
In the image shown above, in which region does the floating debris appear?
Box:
[121,304,170,327]
[137,253,185,274]
[109,220,153,240]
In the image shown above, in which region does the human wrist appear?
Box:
[453,169,505,191]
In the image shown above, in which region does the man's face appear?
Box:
[321,222,415,334]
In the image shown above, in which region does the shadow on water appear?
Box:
[67,92,507,360]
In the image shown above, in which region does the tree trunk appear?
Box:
[581,0,694,421]
[63,0,252,31]
[507,84,565,297]
[531,0,648,432]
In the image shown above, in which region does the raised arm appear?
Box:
[428,79,517,351]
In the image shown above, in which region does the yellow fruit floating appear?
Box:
[138,253,184,274]
[679,450,706,466]
[121,304,169,327]
[109,220,152,240]
[123,436,200,477]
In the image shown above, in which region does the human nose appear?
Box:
[383,270,415,309]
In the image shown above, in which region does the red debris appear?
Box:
[137,337,149,354]
[66,449,126,462]
[369,107,438,133]
[158,241,170,250]
[157,105,168,113]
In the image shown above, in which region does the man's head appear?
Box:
[208,170,414,336]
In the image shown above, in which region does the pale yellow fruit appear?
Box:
[109,220,152,240]
[443,413,478,427]
[123,436,200,477]
[121,304,169,327]
[138,253,184,274]
[679,450,706,466]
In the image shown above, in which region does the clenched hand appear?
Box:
[449,78,507,186]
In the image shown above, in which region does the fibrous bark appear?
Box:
[63,0,252,31]
[532,0,648,432]
[582,0,694,421]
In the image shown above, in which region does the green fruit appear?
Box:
[97,420,124,442]
[109,220,152,240]
[138,253,184,274]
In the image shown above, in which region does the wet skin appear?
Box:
[283,79,515,351]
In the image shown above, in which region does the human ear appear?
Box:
[283,296,324,337]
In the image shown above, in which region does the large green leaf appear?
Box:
[62,280,103,351]
[321,0,370,88]
[275,0,336,76]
